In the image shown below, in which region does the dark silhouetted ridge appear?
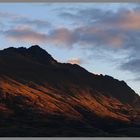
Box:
[2,45,57,65]
[27,45,57,65]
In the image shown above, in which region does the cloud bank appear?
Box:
[1,6,140,81]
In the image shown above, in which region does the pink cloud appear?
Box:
[67,58,82,65]
[47,28,76,46]
[4,25,47,43]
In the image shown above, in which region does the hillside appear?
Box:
[0,45,140,136]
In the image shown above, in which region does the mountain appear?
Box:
[0,45,140,137]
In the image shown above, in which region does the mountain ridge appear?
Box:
[0,45,140,136]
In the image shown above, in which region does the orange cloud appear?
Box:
[67,58,82,65]
[120,10,140,29]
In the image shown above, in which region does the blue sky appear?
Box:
[0,3,140,94]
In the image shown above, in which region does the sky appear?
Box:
[0,3,140,94]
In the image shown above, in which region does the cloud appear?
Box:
[60,8,140,30]
[0,11,15,18]
[59,8,112,24]
[119,56,140,82]
[122,9,140,29]
[67,58,82,65]
[0,10,51,31]
[58,8,140,49]
[58,9,140,49]
[120,58,140,74]
[4,25,47,43]
[46,26,123,49]
[1,5,140,50]
[47,28,77,46]
[75,27,123,47]
[102,9,140,30]
[14,17,51,28]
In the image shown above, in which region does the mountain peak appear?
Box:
[27,45,50,57]
[27,45,57,65]
[28,45,45,52]
[2,45,57,65]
